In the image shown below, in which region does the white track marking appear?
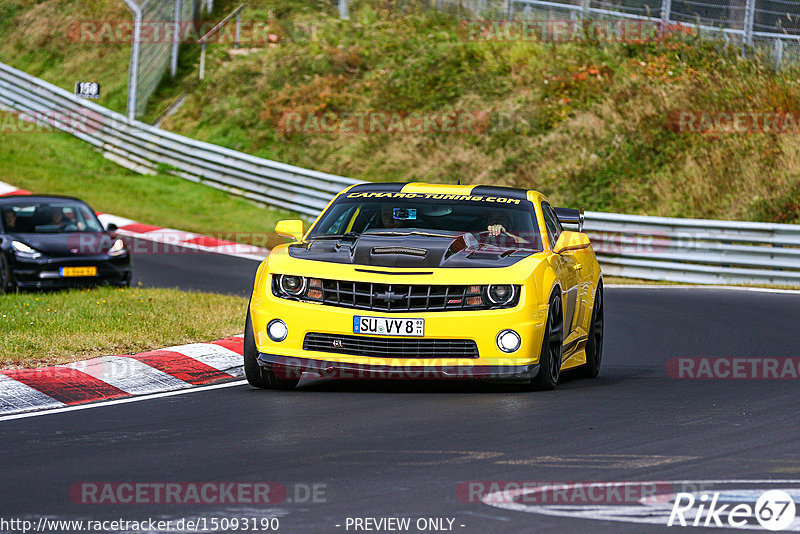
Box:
[0,183,21,195]
[164,343,244,376]
[0,380,248,423]
[0,374,64,414]
[62,356,189,395]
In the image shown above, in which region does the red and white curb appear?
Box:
[0,180,270,261]
[0,336,245,416]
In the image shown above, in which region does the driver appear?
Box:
[483,211,529,246]
[380,204,403,229]
[3,210,16,231]
[51,207,84,232]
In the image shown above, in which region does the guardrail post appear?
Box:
[122,1,144,122]
[170,0,181,77]
[773,38,784,68]
[743,0,756,46]
[338,0,349,20]
[235,10,242,49]
[199,42,207,80]
[580,0,590,20]
[660,0,671,24]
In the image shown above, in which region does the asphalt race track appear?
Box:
[2,244,800,533]
[129,237,259,295]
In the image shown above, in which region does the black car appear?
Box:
[0,195,131,292]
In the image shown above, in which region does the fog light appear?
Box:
[267,319,288,342]
[496,329,521,353]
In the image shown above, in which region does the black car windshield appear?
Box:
[1,201,104,234]
[309,193,543,252]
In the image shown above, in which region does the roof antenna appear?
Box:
[457,179,461,185]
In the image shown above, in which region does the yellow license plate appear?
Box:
[60,266,98,277]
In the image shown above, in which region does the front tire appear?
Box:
[579,282,604,378]
[244,307,300,390]
[0,254,12,294]
[532,292,564,390]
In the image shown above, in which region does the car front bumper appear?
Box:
[250,289,550,383]
[257,352,541,383]
[10,254,131,289]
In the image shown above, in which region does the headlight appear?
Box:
[278,274,306,296]
[486,284,515,305]
[108,238,127,256]
[11,241,42,259]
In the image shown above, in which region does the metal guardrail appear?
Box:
[0,61,361,217]
[583,212,800,285]
[1,60,799,285]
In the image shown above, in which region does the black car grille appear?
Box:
[303,333,480,359]
[309,280,518,312]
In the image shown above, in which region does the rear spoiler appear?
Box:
[554,207,584,232]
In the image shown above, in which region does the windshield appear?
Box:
[1,201,104,234]
[309,192,543,252]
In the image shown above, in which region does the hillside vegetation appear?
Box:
[1,0,800,222]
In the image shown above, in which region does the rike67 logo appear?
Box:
[669,489,796,531]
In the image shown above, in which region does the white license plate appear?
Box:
[353,316,424,337]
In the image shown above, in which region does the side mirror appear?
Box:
[106,223,118,232]
[275,219,305,242]
[553,231,590,254]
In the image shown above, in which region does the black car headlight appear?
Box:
[278,274,306,296]
[108,238,127,257]
[272,275,323,301]
[11,240,42,259]
[486,284,516,305]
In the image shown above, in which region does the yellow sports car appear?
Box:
[244,183,603,390]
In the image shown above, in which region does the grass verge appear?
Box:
[0,131,294,248]
[0,286,248,368]
[3,0,800,223]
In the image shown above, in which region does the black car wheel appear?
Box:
[532,291,563,390]
[244,306,300,390]
[580,282,604,378]
[0,254,11,294]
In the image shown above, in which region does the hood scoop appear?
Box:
[290,229,532,268]
[371,246,428,258]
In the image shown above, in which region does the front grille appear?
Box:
[313,280,518,312]
[303,333,480,359]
